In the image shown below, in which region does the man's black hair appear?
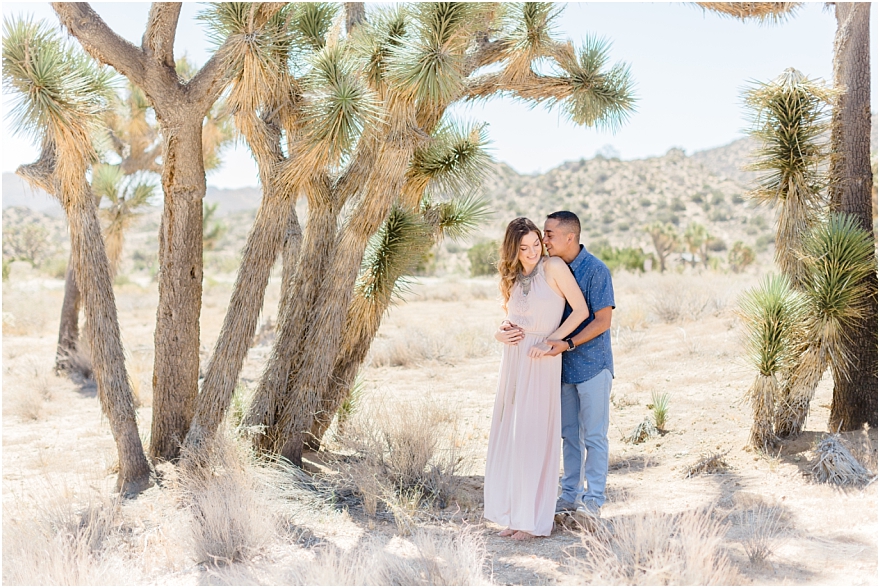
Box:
[546,210,581,237]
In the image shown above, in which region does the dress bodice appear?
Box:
[505,258,565,336]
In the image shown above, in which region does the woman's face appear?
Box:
[518,231,543,268]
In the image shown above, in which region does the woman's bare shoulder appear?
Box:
[543,255,568,274]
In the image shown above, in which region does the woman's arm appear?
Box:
[544,257,589,341]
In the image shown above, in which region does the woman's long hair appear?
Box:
[498,217,543,310]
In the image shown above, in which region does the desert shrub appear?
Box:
[650,287,710,323]
[565,510,738,585]
[40,255,69,279]
[177,437,315,566]
[639,196,652,207]
[727,502,788,564]
[324,398,466,518]
[277,526,489,586]
[706,237,727,252]
[370,327,495,367]
[670,197,686,212]
[2,487,129,585]
[592,241,652,274]
[2,223,55,266]
[755,233,775,251]
[467,240,499,277]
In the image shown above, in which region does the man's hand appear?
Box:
[545,339,568,357]
[495,320,524,345]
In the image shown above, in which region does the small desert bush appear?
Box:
[650,286,710,323]
[325,398,466,519]
[812,434,875,487]
[3,363,56,421]
[565,509,738,585]
[727,501,788,564]
[371,327,496,367]
[177,436,315,566]
[2,486,129,585]
[278,526,489,585]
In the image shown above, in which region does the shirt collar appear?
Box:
[567,244,589,273]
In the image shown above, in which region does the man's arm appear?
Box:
[545,306,612,357]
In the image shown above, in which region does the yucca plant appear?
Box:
[91,164,155,277]
[744,68,835,285]
[738,274,805,450]
[3,16,151,493]
[774,214,875,437]
[186,2,637,464]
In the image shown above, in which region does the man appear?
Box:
[494,210,615,524]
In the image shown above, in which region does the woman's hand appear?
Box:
[528,341,551,358]
[495,320,525,345]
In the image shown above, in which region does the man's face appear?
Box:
[543,218,573,257]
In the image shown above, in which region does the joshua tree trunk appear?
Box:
[828,2,878,431]
[53,2,235,460]
[19,141,152,495]
[245,176,338,463]
[55,254,81,373]
[149,116,205,459]
[67,194,153,494]
[187,179,297,449]
[269,141,413,464]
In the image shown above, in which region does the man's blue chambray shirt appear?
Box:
[561,245,616,384]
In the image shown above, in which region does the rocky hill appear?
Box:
[473,142,773,255]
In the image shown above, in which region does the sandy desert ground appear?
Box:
[2,263,877,585]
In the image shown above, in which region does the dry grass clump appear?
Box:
[2,485,130,585]
[370,327,496,368]
[650,286,712,323]
[323,398,466,523]
[812,434,876,487]
[3,362,58,421]
[685,451,731,478]
[277,526,489,585]
[727,501,789,564]
[565,509,738,585]
[176,436,316,566]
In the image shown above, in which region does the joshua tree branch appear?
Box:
[143,2,181,68]
[345,3,366,32]
[51,3,148,86]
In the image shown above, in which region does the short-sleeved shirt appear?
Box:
[561,245,615,384]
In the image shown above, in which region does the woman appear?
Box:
[484,217,589,540]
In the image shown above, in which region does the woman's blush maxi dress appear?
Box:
[484,259,564,537]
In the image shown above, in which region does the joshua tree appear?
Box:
[728,241,756,273]
[773,215,875,437]
[683,222,709,269]
[738,274,804,450]
[744,69,832,285]
[827,2,877,431]
[645,222,678,272]
[51,2,245,461]
[3,18,151,494]
[702,1,877,433]
[183,2,636,463]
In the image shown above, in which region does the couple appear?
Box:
[484,211,615,540]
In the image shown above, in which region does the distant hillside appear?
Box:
[475,145,773,254]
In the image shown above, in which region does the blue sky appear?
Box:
[2,2,878,189]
